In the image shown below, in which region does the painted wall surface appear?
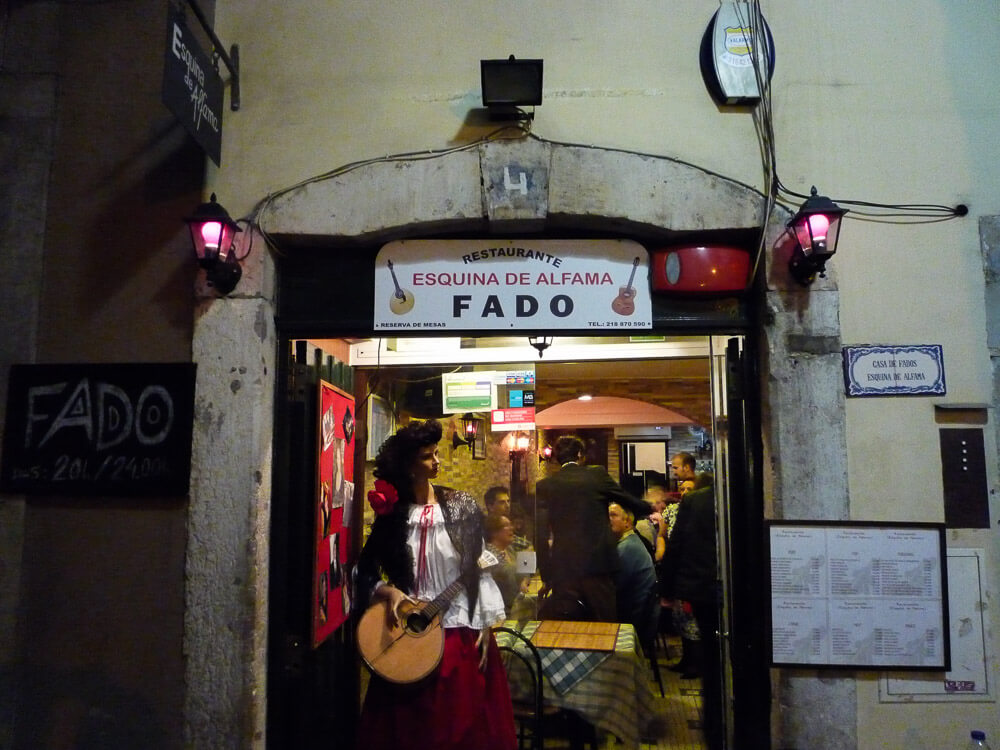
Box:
[208,2,999,747]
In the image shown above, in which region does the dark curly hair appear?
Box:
[357,419,445,606]
[372,418,443,508]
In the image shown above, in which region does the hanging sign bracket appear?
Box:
[181,0,240,110]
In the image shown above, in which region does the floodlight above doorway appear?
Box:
[481,55,543,120]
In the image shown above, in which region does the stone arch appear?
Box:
[258,137,772,244]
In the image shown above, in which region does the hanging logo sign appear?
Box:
[162,6,223,166]
[843,344,946,397]
[374,239,651,331]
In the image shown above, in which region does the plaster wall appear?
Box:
[197,0,999,747]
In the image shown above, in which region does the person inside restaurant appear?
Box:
[608,501,660,649]
[535,435,651,621]
[484,485,512,518]
[484,512,526,612]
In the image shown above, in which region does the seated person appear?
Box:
[636,478,669,550]
[608,502,659,648]
[484,485,511,518]
[507,502,533,554]
[484,513,526,611]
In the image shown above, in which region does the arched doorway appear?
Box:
[187,136,844,750]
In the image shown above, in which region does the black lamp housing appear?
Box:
[528,336,552,357]
[786,187,848,286]
[185,193,243,295]
[451,413,479,452]
[481,56,543,120]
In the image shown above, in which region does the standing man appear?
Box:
[669,473,722,750]
[670,451,697,488]
[536,435,651,621]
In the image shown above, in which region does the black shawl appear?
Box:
[356,485,485,617]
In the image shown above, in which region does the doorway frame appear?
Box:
[186,137,852,749]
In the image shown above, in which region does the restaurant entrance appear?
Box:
[267,333,767,750]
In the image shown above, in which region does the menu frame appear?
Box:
[767,520,950,670]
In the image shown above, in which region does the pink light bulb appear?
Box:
[807,213,830,241]
[200,221,223,249]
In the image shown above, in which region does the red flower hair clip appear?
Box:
[367,479,399,516]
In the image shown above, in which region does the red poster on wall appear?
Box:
[312,381,356,647]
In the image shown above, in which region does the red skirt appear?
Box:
[358,627,517,750]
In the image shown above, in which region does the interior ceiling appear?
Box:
[537,357,708,381]
[310,336,713,427]
[535,396,694,428]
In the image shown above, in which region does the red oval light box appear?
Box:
[651,245,750,294]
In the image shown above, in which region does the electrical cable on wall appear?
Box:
[731,0,966,287]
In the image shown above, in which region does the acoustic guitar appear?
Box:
[611,256,641,316]
[356,550,499,684]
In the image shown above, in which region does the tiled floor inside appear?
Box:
[644,634,708,750]
[537,634,707,750]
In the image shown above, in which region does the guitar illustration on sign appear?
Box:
[386,259,415,315]
[611,256,641,316]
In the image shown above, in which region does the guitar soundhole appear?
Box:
[405,611,431,634]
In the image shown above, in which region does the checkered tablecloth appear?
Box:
[495,620,656,749]
[502,620,628,694]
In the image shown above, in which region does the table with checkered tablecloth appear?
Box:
[494,620,660,749]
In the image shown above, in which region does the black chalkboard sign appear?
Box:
[1,363,197,496]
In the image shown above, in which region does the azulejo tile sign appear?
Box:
[843,344,946,397]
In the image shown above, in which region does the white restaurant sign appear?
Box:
[373,239,651,331]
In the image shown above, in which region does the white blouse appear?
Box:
[405,503,506,629]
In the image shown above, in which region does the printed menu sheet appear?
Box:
[768,523,948,669]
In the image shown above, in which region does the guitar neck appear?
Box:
[624,256,639,291]
[421,579,466,621]
[387,259,406,300]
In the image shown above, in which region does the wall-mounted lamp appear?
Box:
[451,413,480,452]
[508,431,531,462]
[481,55,543,121]
[185,193,245,295]
[539,444,553,464]
[528,336,552,357]
[786,187,848,286]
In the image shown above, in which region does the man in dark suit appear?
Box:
[536,435,651,621]
[669,475,722,750]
